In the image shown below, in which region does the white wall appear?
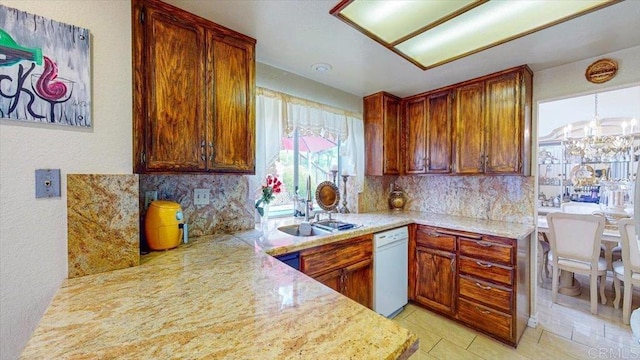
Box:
[0,1,132,359]
[257,62,363,114]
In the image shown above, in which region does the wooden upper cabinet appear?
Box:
[207,32,255,172]
[425,90,453,173]
[485,70,531,174]
[132,0,256,174]
[453,81,485,174]
[143,6,207,171]
[364,92,401,176]
[403,96,427,174]
[453,66,532,175]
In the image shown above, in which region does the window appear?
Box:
[269,131,342,216]
[253,88,364,219]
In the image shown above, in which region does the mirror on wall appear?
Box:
[537,85,640,210]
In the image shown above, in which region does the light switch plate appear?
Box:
[194,188,210,205]
[35,169,61,198]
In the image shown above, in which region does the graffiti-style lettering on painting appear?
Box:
[0,5,91,127]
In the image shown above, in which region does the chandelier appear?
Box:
[563,93,636,162]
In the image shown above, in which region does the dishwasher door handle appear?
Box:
[376,238,408,251]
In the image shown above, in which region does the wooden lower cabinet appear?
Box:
[300,235,373,309]
[414,246,456,316]
[410,225,530,347]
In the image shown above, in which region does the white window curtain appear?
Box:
[250,92,283,199]
[252,87,364,195]
[341,115,365,192]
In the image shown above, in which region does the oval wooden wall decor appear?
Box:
[585,58,618,84]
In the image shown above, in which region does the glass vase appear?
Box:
[260,203,270,230]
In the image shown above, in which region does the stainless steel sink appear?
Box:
[313,220,357,232]
[277,224,332,237]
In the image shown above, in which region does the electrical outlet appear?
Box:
[194,188,210,205]
[144,191,158,208]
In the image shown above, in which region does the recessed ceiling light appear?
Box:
[312,63,333,72]
[331,0,618,70]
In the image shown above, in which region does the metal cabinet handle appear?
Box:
[451,258,456,272]
[477,241,493,248]
[479,154,484,168]
[425,157,430,170]
[476,307,491,315]
[475,282,492,290]
[476,261,493,268]
[427,232,440,237]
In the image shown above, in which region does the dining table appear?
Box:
[537,215,620,297]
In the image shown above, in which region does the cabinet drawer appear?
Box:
[459,237,513,265]
[301,240,372,277]
[416,226,455,252]
[458,298,512,342]
[458,256,513,286]
[459,275,512,313]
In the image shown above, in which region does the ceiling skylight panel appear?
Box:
[335,0,481,44]
[395,0,612,69]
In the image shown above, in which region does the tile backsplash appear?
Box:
[139,174,254,241]
[361,175,534,225]
[67,174,139,278]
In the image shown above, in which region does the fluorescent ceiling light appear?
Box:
[331,0,618,70]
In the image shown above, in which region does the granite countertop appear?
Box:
[236,210,535,256]
[21,210,533,359]
[21,234,418,359]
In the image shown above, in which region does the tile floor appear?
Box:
[394,274,640,359]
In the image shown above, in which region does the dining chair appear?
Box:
[538,232,551,285]
[546,212,607,314]
[561,202,621,266]
[612,218,639,324]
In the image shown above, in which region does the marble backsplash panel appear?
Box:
[67,174,139,278]
[360,175,534,225]
[139,174,254,239]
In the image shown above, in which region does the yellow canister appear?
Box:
[145,200,184,250]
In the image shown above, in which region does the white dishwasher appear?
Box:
[373,226,409,318]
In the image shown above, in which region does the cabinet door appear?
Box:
[313,268,343,293]
[404,96,427,174]
[383,95,401,175]
[414,245,456,315]
[453,82,485,174]
[143,6,207,171]
[364,93,400,176]
[426,90,453,173]
[484,72,521,174]
[207,32,255,173]
[343,258,373,309]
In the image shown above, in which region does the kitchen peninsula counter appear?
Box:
[20,233,418,359]
[21,211,533,358]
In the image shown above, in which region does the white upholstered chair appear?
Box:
[613,218,640,324]
[546,212,607,314]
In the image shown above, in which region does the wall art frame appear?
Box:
[0,5,91,127]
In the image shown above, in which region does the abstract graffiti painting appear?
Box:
[0,5,91,127]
